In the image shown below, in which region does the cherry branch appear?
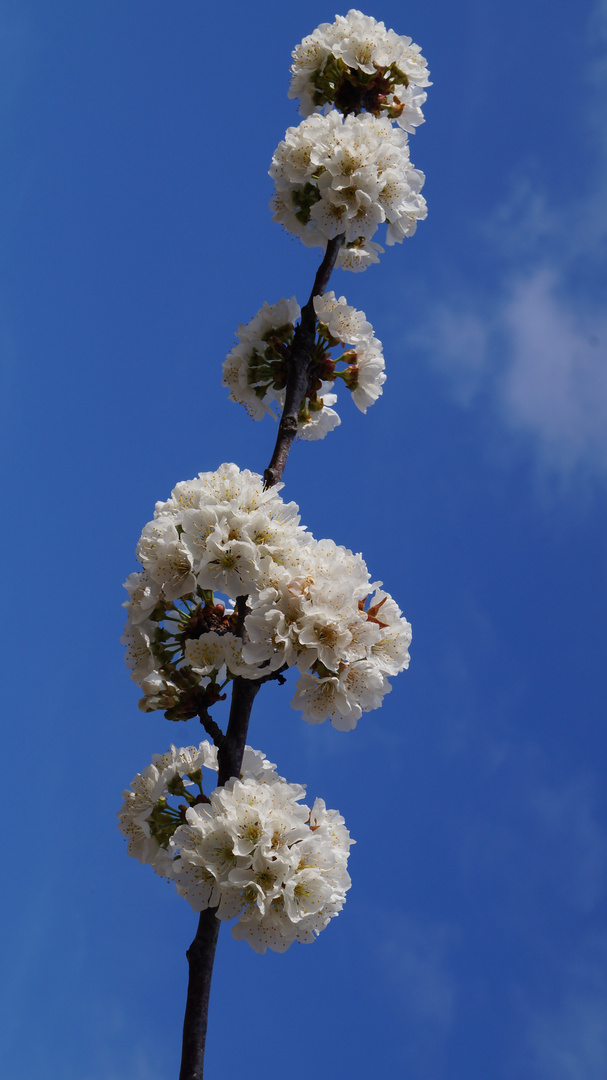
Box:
[197,708,225,748]
[179,909,221,1080]
[179,233,343,1080]
[178,596,260,1080]
[263,234,344,489]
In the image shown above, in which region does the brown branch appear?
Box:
[197,708,225,748]
[178,596,261,1079]
[263,233,344,489]
[179,908,221,1080]
[217,597,261,785]
[257,662,288,685]
[217,676,261,785]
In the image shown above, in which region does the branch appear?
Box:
[178,597,261,1079]
[263,234,344,488]
[177,241,342,1072]
[217,676,261,785]
[197,708,225,748]
[178,234,342,1074]
[258,662,288,685]
[177,224,336,1065]
[216,596,261,783]
[179,909,221,1080]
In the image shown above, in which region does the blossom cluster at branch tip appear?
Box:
[270,11,429,270]
[289,9,431,133]
[122,464,412,729]
[222,292,385,435]
[270,110,426,267]
[118,742,354,953]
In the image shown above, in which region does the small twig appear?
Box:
[197,708,225,747]
[257,663,288,685]
[264,234,344,489]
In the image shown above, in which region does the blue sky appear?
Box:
[2,2,607,1078]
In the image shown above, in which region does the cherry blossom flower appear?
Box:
[289,9,430,134]
[270,111,426,261]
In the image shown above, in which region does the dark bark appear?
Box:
[217,596,261,784]
[263,234,344,489]
[197,708,225,748]
[179,909,221,1080]
[217,676,261,785]
[178,598,261,1078]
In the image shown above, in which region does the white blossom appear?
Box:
[123,465,412,726]
[222,297,301,421]
[223,293,385,434]
[366,586,412,675]
[136,518,196,600]
[169,772,354,953]
[296,387,341,440]
[337,239,383,272]
[121,622,156,682]
[122,571,161,624]
[117,741,279,879]
[184,631,264,681]
[289,10,430,134]
[270,111,426,262]
[313,291,386,413]
[242,540,411,729]
[117,740,219,876]
[222,297,343,440]
[123,465,308,709]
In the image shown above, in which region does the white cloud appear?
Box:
[531,998,607,1080]
[415,267,607,478]
[413,305,489,406]
[412,1,607,482]
[454,747,607,1078]
[524,943,607,1080]
[379,914,457,1033]
[500,271,607,476]
[527,771,607,914]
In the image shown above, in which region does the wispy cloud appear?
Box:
[412,1,607,483]
[376,909,459,1078]
[457,723,607,916]
[413,304,489,407]
[453,743,607,1079]
[523,940,607,1080]
[500,271,607,476]
[415,268,607,479]
[526,770,607,914]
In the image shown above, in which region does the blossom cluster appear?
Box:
[118,741,353,953]
[271,11,429,271]
[117,740,275,874]
[270,111,426,269]
[289,9,431,133]
[222,291,385,437]
[122,464,411,729]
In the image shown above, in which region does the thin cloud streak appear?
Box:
[523,940,607,1080]
[411,0,607,481]
[379,913,458,1032]
[500,271,607,475]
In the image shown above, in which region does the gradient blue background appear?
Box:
[2,2,606,1077]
